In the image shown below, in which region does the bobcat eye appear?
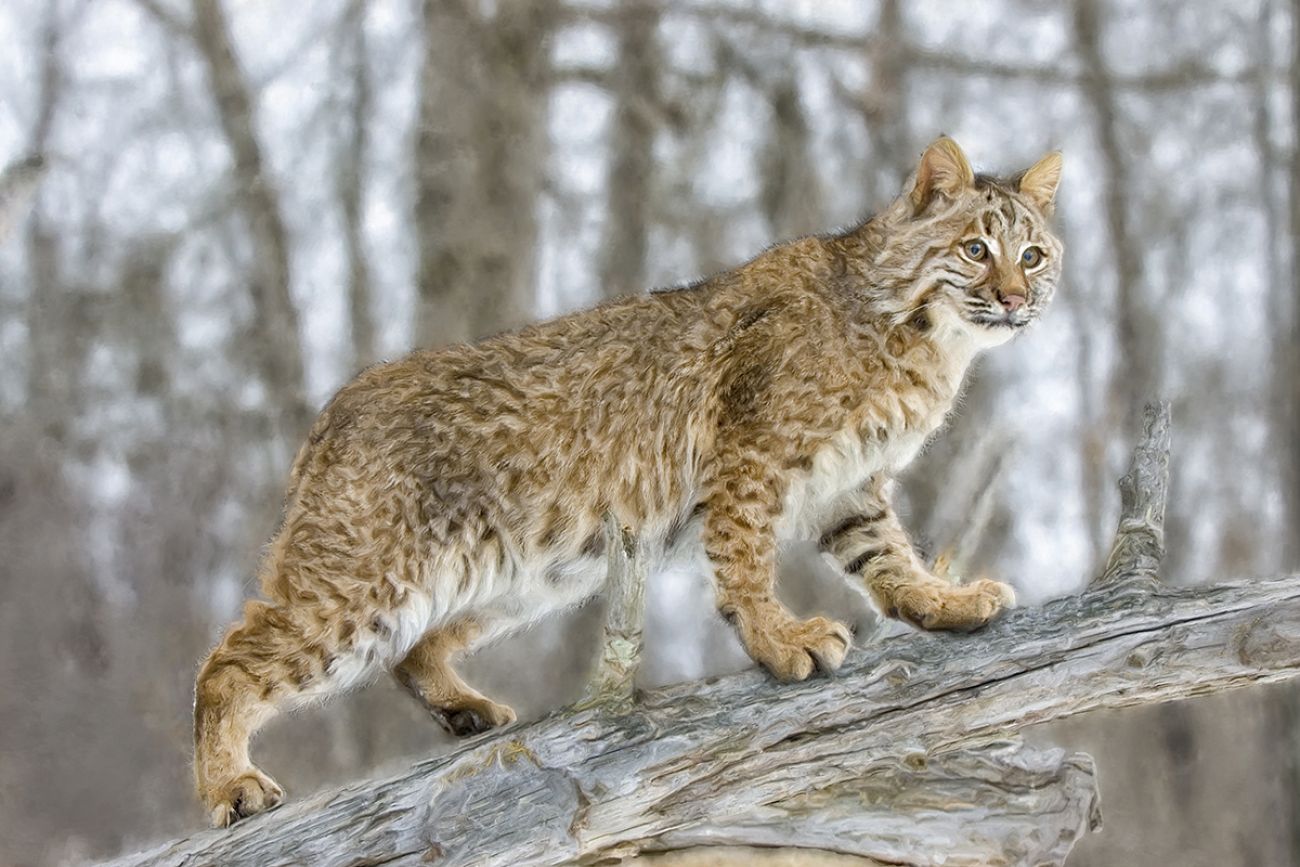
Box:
[1021,246,1044,268]
[963,239,988,261]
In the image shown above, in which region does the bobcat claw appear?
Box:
[206,768,284,828]
[434,699,516,737]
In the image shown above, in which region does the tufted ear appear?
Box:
[1017,150,1063,215]
[909,136,975,210]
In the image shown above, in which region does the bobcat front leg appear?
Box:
[819,476,1015,631]
[704,447,852,682]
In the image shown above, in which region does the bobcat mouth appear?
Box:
[966,311,1027,330]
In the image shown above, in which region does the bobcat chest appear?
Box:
[780,423,929,539]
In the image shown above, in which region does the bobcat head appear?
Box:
[871,137,1064,346]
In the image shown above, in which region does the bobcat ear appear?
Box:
[1017,150,1063,215]
[909,136,975,210]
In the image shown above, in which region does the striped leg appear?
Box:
[818,477,1014,631]
[703,446,852,683]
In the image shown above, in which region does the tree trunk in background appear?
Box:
[191,0,310,439]
[760,78,822,239]
[24,2,71,443]
[1071,0,1157,572]
[863,0,909,199]
[332,0,385,768]
[413,0,549,346]
[1074,0,1159,448]
[598,1,659,300]
[25,220,72,442]
[1274,5,1300,861]
[338,0,378,371]
[1281,0,1300,568]
[117,235,181,411]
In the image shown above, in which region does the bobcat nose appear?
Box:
[997,290,1027,312]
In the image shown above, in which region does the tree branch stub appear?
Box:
[578,513,648,711]
[1093,400,1171,590]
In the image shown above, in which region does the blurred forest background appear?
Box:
[1,0,1298,864]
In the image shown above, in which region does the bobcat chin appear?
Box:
[194,136,1063,827]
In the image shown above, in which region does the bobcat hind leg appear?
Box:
[194,601,369,828]
[393,617,516,737]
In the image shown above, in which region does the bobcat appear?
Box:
[194,136,1063,827]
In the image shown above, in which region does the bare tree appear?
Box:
[336,0,378,371]
[1281,0,1300,567]
[0,154,46,240]
[1273,2,1300,856]
[863,0,909,196]
[759,78,823,238]
[190,0,311,438]
[1074,0,1160,446]
[598,1,661,299]
[413,0,551,346]
[23,1,74,441]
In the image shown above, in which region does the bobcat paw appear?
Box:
[951,578,1016,630]
[746,614,853,683]
[893,578,1016,632]
[206,768,284,829]
[435,698,517,737]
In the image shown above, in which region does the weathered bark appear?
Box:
[1094,401,1169,588]
[103,742,1097,866]
[638,741,1098,867]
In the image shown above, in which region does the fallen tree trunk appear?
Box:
[101,404,1300,867]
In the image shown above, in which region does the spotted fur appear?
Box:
[194,137,1063,826]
